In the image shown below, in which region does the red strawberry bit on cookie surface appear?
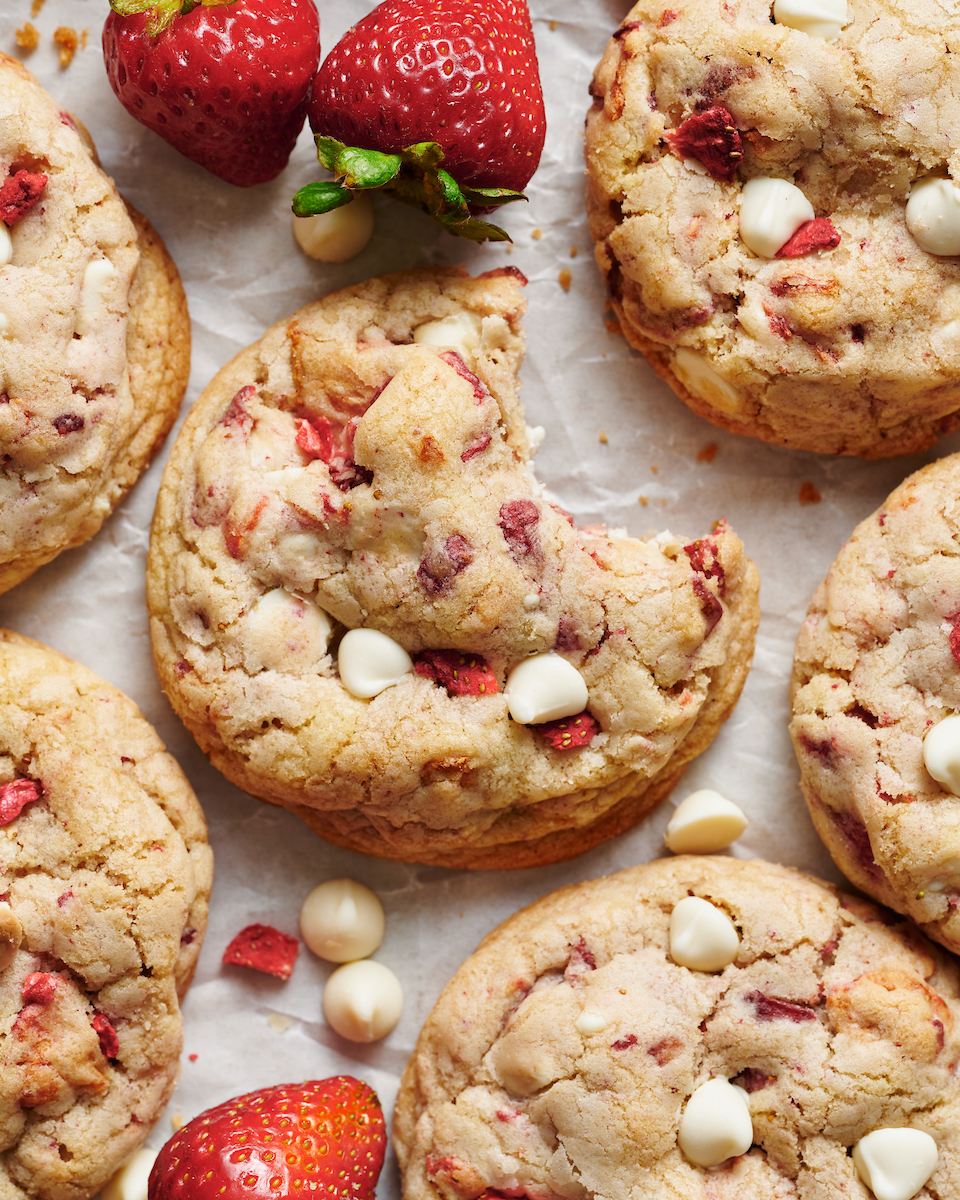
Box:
[415,650,499,696]
[665,106,743,183]
[91,1012,120,1059]
[776,217,842,258]
[296,415,373,491]
[0,169,46,225]
[0,778,42,825]
[537,711,599,750]
[222,923,299,980]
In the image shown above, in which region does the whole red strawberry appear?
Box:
[103,0,321,188]
[147,1076,386,1200]
[292,0,545,241]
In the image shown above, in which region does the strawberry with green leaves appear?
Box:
[103,0,321,187]
[293,0,546,242]
[147,1076,386,1200]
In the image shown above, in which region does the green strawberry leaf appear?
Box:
[108,0,233,37]
[291,181,354,218]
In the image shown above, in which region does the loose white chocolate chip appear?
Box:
[906,177,960,257]
[300,878,385,963]
[739,177,815,258]
[664,789,748,853]
[292,192,374,262]
[673,348,742,415]
[772,0,847,40]
[101,1147,159,1200]
[922,714,960,795]
[678,1078,754,1167]
[0,225,11,268]
[76,257,117,336]
[575,1008,610,1035]
[0,902,22,970]
[338,628,413,699]
[413,311,484,364]
[243,588,332,673]
[323,959,403,1042]
[852,1128,939,1200]
[504,653,589,724]
[669,896,740,971]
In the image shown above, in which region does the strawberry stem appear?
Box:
[108,0,234,38]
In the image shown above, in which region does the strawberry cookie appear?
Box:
[791,452,960,957]
[0,53,189,595]
[585,0,960,458]
[147,268,760,868]
[0,629,212,1200]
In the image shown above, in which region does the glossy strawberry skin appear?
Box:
[308,0,545,193]
[147,1076,386,1200]
[103,0,321,187]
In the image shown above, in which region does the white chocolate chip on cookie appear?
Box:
[300,878,385,963]
[672,349,742,415]
[0,902,22,970]
[413,311,484,364]
[906,177,960,257]
[338,628,413,699]
[242,588,332,673]
[678,1077,754,1167]
[922,714,960,795]
[739,177,815,258]
[669,895,740,971]
[504,652,589,724]
[575,1008,610,1035]
[323,959,403,1042]
[76,257,117,336]
[852,1128,939,1200]
[664,789,748,853]
[772,0,847,40]
[0,225,11,268]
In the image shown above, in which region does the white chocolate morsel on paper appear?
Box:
[772,0,847,40]
[0,902,22,970]
[413,310,484,364]
[300,878,385,963]
[0,224,11,268]
[76,257,117,336]
[672,349,741,415]
[291,192,374,262]
[504,652,589,724]
[323,959,403,1042]
[664,789,748,853]
[101,1148,159,1200]
[739,177,815,258]
[575,1008,610,1035]
[852,1128,939,1200]
[243,588,332,673]
[922,714,960,795]
[669,895,740,971]
[337,628,413,699]
[906,177,960,257]
[678,1078,754,1167]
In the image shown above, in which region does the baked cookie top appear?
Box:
[0,53,189,595]
[147,268,759,868]
[585,0,960,457]
[791,451,960,956]
[0,630,212,1200]
[395,855,960,1200]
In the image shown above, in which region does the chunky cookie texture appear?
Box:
[394,856,960,1199]
[585,0,960,458]
[148,268,760,868]
[0,630,212,1200]
[791,452,960,956]
[0,53,189,595]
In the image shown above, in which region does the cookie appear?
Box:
[0,630,212,1200]
[147,267,760,868]
[585,0,960,458]
[0,53,190,595]
[394,855,960,1199]
[791,451,960,956]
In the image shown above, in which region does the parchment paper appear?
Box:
[1,2,956,1194]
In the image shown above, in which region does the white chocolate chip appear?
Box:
[678,1078,753,1167]
[282,531,323,560]
[0,225,11,268]
[504,653,589,725]
[852,1128,939,1200]
[76,257,117,336]
[0,902,22,970]
[413,311,484,364]
[739,177,815,258]
[323,959,403,1042]
[526,424,546,453]
[242,588,332,673]
[575,1008,610,1035]
[906,177,960,257]
[669,896,740,971]
[772,0,847,40]
[926,857,960,892]
[292,192,374,262]
[664,789,748,854]
[523,593,541,611]
[338,628,413,699]
[101,1148,159,1200]
[673,348,742,415]
[922,714,960,795]
[300,878,385,963]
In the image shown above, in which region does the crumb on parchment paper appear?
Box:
[53,26,80,67]
[598,430,608,444]
[799,481,822,504]
[558,268,572,291]
[14,22,39,51]
[697,443,718,463]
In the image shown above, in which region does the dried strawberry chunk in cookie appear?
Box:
[0,778,42,825]
[415,649,499,697]
[0,167,47,225]
[537,711,599,750]
[665,106,743,183]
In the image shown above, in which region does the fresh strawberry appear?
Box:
[148,1076,386,1200]
[102,0,321,188]
[293,0,546,241]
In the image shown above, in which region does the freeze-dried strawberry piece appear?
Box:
[949,614,960,667]
[736,1067,774,1092]
[0,169,47,225]
[776,217,841,258]
[665,105,743,183]
[415,649,499,696]
[683,535,726,593]
[221,384,256,430]
[499,499,540,560]
[418,534,474,597]
[296,414,372,491]
[747,991,816,1023]
[461,432,491,462]
[222,923,299,980]
[21,972,59,1006]
[438,351,487,403]
[91,1012,120,1059]
[538,711,599,749]
[691,577,723,637]
[0,779,42,825]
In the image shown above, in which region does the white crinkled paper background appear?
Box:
[1,1,956,1195]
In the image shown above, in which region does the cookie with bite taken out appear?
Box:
[147,267,759,868]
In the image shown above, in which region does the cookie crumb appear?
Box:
[15,22,39,51]
[267,1012,292,1033]
[30,0,45,15]
[531,228,542,240]
[799,481,822,504]
[571,247,578,258]
[558,268,572,292]
[171,1111,184,1132]
[53,26,79,67]
[550,18,557,29]
[651,465,659,474]
[598,430,608,444]
[605,318,622,335]
[697,443,718,463]
[638,495,649,505]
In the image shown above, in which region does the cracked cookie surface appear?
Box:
[585,0,960,457]
[394,855,960,1199]
[791,452,960,956]
[0,53,189,595]
[0,630,212,1200]
[147,268,759,868]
